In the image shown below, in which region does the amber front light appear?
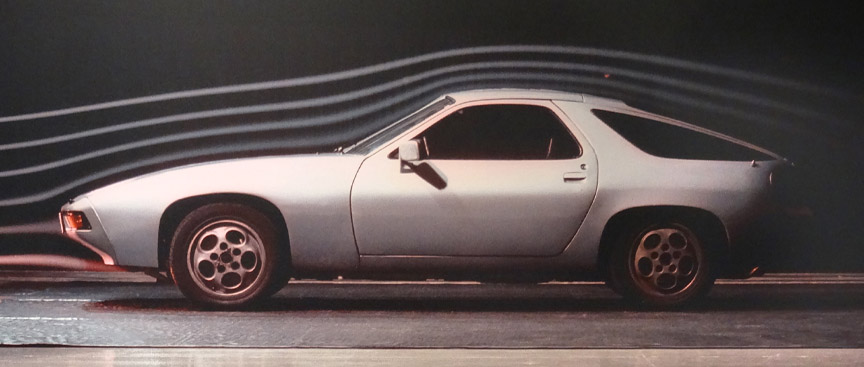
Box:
[61,211,91,231]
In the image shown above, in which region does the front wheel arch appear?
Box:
[168,202,288,307]
[158,194,290,273]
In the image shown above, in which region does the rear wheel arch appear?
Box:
[597,206,729,276]
[158,194,290,272]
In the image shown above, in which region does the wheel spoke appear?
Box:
[211,270,225,291]
[193,247,214,265]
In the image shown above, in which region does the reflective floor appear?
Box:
[1,272,863,348]
[2,348,863,367]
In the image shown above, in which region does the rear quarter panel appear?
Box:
[554,100,781,270]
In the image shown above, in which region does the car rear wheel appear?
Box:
[607,220,714,307]
[169,203,285,307]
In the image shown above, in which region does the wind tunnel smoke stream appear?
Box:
[0,46,857,215]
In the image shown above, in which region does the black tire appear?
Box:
[607,219,715,307]
[168,203,287,307]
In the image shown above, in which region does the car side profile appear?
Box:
[59,89,786,307]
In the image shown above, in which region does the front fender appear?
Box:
[68,154,363,268]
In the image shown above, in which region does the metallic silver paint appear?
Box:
[553,99,780,271]
[60,89,782,277]
[64,155,364,270]
[351,99,598,257]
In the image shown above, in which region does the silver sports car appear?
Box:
[59,89,786,307]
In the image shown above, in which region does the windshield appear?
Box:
[344,96,454,154]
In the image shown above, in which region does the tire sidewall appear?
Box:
[169,203,282,307]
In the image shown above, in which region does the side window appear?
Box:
[414,104,581,160]
[591,109,774,161]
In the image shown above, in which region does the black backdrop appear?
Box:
[1,0,862,271]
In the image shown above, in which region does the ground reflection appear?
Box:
[88,282,864,313]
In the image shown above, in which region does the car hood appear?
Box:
[76,153,364,202]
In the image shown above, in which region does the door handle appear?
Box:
[563,172,587,182]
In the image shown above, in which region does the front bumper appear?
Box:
[59,197,117,265]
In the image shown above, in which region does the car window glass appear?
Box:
[414,104,581,160]
[591,109,773,161]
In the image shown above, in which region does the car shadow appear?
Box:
[83,282,864,313]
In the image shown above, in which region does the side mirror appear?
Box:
[398,140,421,163]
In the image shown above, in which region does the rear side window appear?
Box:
[592,110,773,161]
[415,104,581,160]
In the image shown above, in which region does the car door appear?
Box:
[350,100,598,257]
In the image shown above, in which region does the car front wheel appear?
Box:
[169,203,285,307]
[608,220,714,307]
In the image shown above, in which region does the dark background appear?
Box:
[1,0,862,271]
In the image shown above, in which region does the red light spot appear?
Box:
[604,74,610,78]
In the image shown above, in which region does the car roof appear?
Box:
[441,88,783,160]
[446,89,585,103]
